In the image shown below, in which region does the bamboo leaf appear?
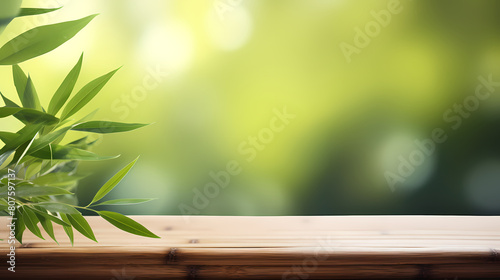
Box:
[67,213,96,242]
[0,106,25,117]
[56,108,98,130]
[34,202,80,214]
[0,15,97,65]
[28,206,70,226]
[32,172,85,186]
[25,161,42,179]
[61,68,119,120]
[0,132,18,143]
[2,89,54,125]
[0,123,43,166]
[0,185,72,198]
[66,137,92,150]
[0,107,59,124]
[31,144,119,161]
[12,64,27,104]
[98,211,160,238]
[17,7,62,17]
[11,130,39,165]
[0,91,19,107]
[67,136,88,146]
[59,213,74,245]
[21,206,44,239]
[27,126,72,155]
[35,212,58,244]
[0,178,29,186]
[22,75,42,110]
[14,207,26,243]
[88,157,138,205]
[72,121,149,134]
[93,198,156,206]
[48,53,83,115]
[0,150,14,167]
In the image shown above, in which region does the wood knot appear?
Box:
[167,248,178,264]
[490,249,500,262]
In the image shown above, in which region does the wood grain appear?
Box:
[1,215,499,279]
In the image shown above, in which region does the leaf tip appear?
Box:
[88,13,99,20]
[113,66,123,74]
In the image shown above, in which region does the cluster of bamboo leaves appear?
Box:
[0,6,160,243]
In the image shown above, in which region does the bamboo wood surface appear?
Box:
[1,215,499,279]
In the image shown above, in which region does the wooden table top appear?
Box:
[1,215,500,279]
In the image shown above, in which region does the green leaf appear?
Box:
[0,106,25,117]
[22,75,42,110]
[59,213,74,245]
[97,211,160,238]
[66,137,91,150]
[67,213,96,242]
[12,64,27,104]
[31,144,119,161]
[56,109,98,131]
[72,121,149,134]
[28,206,70,226]
[88,157,138,205]
[51,118,72,132]
[67,136,88,145]
[24,161,42,179]
[34,202,80,214]
[0,91,44,125]
[32,172,85,186]
[56,192,78,204]
[37,160,81,176]
[21,206,44,239]
[48,53,83,115]
[0,123,43,166]
[0,185,72,198]
[11,129,38,165]
[87,138,100,147]
[14,207,26,243]
[61,67,119,120]
[93,198,156,206]
[0,91,19,107]
[0,150,14,166]
[0,15,97,65]
[27,126,71,155]
[0,131,18,143]
[17,7,62,17]
[35,212,58,244]
[0,178,29,187]
[0,107,59,124]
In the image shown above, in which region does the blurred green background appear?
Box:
[1,0,500,215]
